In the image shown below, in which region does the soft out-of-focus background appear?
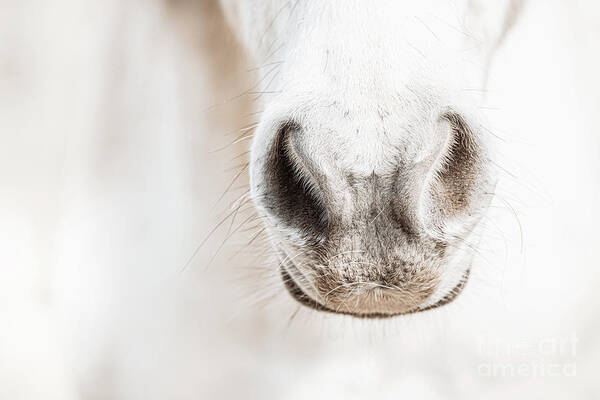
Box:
[0,1,599,399]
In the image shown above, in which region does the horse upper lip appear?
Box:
[280,265,470,318]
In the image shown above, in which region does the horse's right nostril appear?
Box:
[262,121,329,239]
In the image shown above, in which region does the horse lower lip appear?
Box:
[280,266,470,318]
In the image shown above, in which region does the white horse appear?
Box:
[1,1,599,398]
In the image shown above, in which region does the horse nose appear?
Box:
[251,110,495,317]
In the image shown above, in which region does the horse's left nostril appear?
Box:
[419,112,494,235]
[261,121,329,238]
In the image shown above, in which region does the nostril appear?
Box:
[262,121,328,238]
[435,113,480,212]
[420,112,493,235]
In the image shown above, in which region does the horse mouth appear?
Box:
[280,266,470,319]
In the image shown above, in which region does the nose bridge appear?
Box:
[323,170,448,264]
[328,190,416,264]
[331,165,425,237]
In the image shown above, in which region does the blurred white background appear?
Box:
[0,0,599,399]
